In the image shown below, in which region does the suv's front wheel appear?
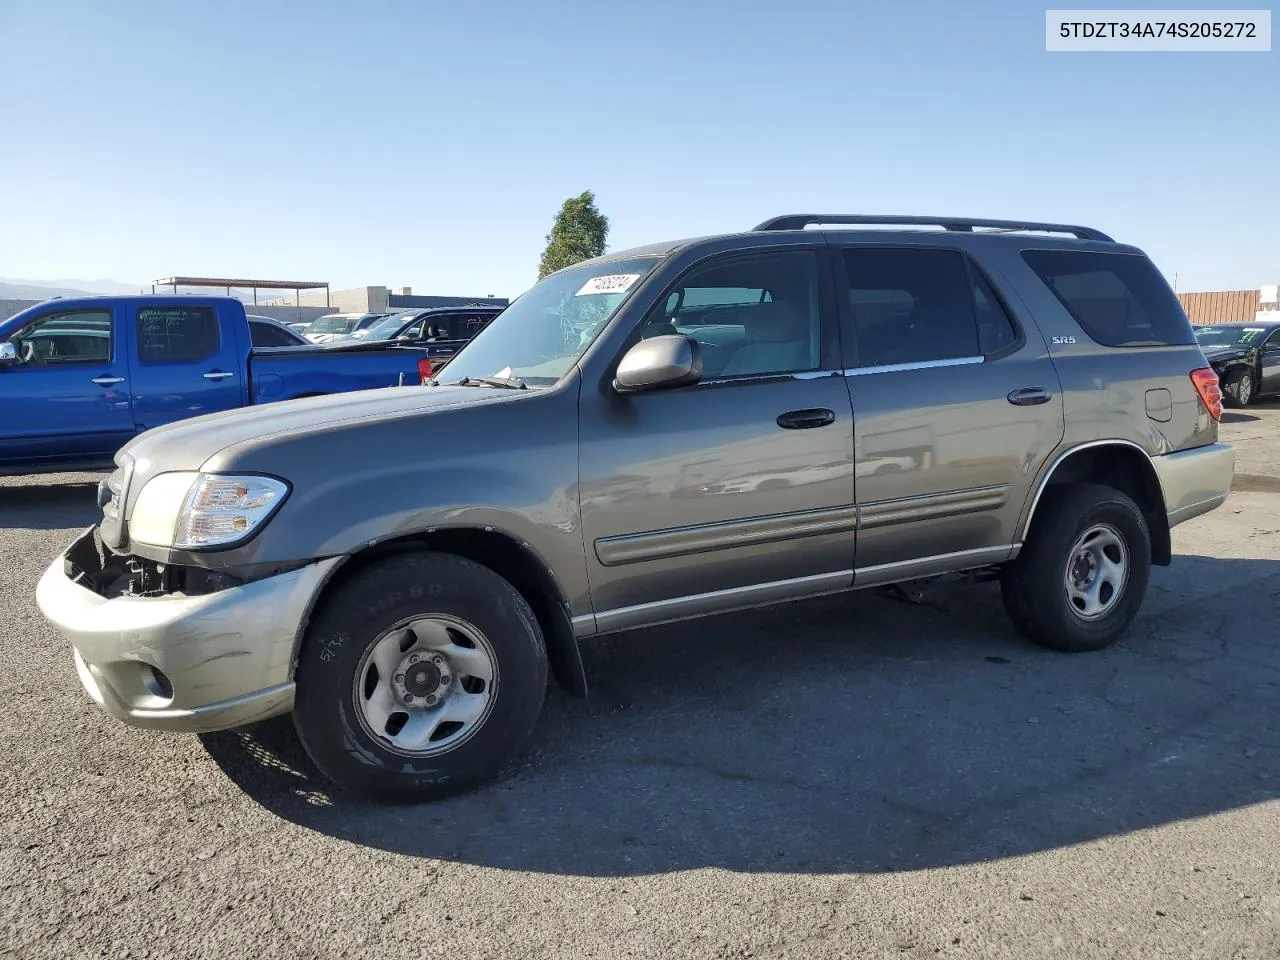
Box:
[293,551,549,802]
[1001,483,1152,653]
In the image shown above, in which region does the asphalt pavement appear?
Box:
[2,408,1279,959]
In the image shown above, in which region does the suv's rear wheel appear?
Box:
[1001,483,1151,652]
[1223,368,1254,408]
[293,551,548,802]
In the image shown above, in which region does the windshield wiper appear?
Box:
[453,375,527,390]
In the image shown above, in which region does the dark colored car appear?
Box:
[246,315,311,348]
[354,305,506,374]
[1193,321,1280,407]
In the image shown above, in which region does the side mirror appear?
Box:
[0,342,17,365]
[613,334,702,394]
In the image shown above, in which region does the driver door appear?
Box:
[0,306,135,469]
[577,247,857,632]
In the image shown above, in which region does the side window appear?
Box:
[11,310,113,365]
[1263,329,1280,354]
[842,247,979,368]
[644,250,821,378]
[1021,249,1196,347]
[137,306,220,363]
[426,315,459,340]
[971,266,1019,354]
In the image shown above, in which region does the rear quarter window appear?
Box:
[1021,249,1195,347]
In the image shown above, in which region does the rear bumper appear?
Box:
[1152,442,1235,528]
[36,527,341,733]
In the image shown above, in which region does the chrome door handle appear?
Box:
[777,408,836,429]
[91,376,125,386]
[1007,387,1051,406]
[203,371,235,381]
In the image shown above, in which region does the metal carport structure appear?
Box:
[151,276,330,307]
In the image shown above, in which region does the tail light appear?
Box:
[417,357,433,384]
[1190,367,1223,421]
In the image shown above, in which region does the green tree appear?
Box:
[537,190,610,280]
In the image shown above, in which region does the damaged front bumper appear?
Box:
[36,526,341,733]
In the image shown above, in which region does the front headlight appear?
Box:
[130,473,290,549]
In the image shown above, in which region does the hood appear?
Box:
[122,384,524,474]
[105,381,553,557]
[1201,345,1248,363]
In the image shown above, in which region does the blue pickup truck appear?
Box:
[0,295,430,475]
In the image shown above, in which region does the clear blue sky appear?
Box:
[1,0,1275,297]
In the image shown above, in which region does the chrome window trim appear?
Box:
[842,355,984,377]
[694,368,843,387]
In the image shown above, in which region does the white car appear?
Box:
[305,313,388,343]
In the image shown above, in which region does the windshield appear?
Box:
[438,257,661,386]
[1194,325,1271,349]
[310,315,359,335]
[361,313,415,341]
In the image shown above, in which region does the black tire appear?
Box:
[292,551,548,802]
[1001,483,1151,653]
[1222,368,1254,408]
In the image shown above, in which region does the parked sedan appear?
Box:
[1194,321,1280,407]
[306,313,389,344]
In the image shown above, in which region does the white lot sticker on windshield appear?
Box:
[575,274,640,296]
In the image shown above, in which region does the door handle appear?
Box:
[91,376,125,386]
[203,371,235,381]
[1007,387,1051,406]
[777,408,836,430]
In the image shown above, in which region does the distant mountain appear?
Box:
[0,277,143,300]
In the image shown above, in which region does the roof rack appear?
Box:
[752,214,1113,242]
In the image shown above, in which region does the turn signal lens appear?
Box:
[1190,367,1223,422]
[175,474,289,549]
[418,357,433,384]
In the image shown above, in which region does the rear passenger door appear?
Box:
[834,243,1065,579]
[131,304,244,431]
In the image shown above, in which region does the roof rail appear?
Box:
[752,214,1113,242]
